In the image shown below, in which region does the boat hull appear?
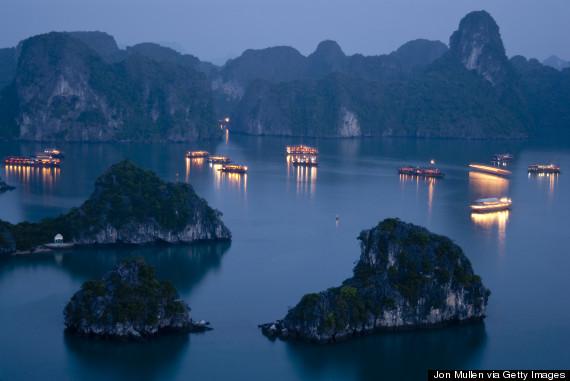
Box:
[398,167,444,178]
[470,197,512,213]
[528,165,560,174]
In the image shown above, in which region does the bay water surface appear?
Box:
[0,134,569,380]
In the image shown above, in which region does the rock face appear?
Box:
[0,47,17,90]
[260,219,490,343]
[3,32,219,142]
[449,10,510,87]
[66,160,232,245]
[64,257,210,340]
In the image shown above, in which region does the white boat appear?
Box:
[470,197,512,213]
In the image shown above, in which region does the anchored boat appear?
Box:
[291,155,318,166]
[218,164,247,174]
[286,145,319,155]
[398,166,444,178]
[4,155,61,167]
[42,148,65,158]
[186,151,210,158]
[528,164,560,174]
[208,156,231,164]
[492,153,514,162]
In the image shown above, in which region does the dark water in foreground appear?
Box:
[1,135,569,380]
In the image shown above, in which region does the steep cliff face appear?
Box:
[64,257,210,340]
[260,219,490,343]
[0,47,17,90]
[15,33,116,141]
[449,10,510,87]
[6,32,219,142]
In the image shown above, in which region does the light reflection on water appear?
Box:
[185,157,206,183]
[471,210,510,256]
[398,174,438,215]
[468,171,511,256]
[1,137,569,380]
[286,155,317,197]
[4,165,61,196]
[214,168,247,197]
[528,172,558,200]
[468,171,509,199]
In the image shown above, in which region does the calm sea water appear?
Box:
[1,134,569,380]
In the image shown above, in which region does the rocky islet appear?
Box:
[260,218,490,343]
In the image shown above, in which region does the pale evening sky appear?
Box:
[1,0,569,64]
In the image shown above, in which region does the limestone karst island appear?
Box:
[260,219,490,343]
[0,159,231,255]
[64,257,210,340]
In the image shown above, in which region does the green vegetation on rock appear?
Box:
[0,160,230,252]
[261,219,490,343]
[64,257,207,339]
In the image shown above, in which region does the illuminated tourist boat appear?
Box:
[528,164,560,174]
[291,155,318,166]
[492,153,514,162]
[4,155,61,167]
[42,148,65,158]
[470,197,512,213]
[208,156,231,164]
[469,164,511,176]
[186,151,210,158]
[398,166,444,178]
[218,164,247,174]
[286,145,319,155]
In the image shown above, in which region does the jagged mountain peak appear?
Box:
[449,10,509,86]
[307,40,346,76]
[310,40,345,61]
[542,55,570,71]
[394,39,448,71]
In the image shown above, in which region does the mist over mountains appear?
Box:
[0,10,568,141]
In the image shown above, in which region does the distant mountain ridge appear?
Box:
[0,10,568,141]
[209,38,448,117]
[231,11,534,138]
[542,55,570,71]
